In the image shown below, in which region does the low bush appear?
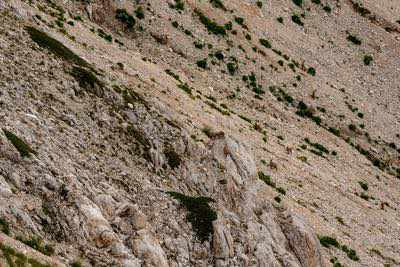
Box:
[116,9,135,28]
[25,26,89,67]
[3,129,36,158]
[167,192,217,242]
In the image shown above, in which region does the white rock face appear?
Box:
[131,229,169,267]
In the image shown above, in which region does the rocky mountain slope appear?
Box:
[0,0,399,266]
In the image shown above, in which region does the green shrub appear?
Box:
[0,218,10,235]
[291,14,304,26]
[17,236,54,256]
[71,66,104,97]
[347,34,362,45]
[292,0,303,7]
[172,21,179,28]
[277,17,284,23]
[307,67,316,76]
[3,129,36,158]
[178,83,192,95]
[258,171,276,187]
[318,236,339,248]
[328,127,340,136]
[116,9,135,28]
[259,38,272,49]
[164,147,181,169]
[363,55,373,65]
[135,6,145,19]
[196,59,208,69]
[234,17,245,26]
[169,0,184,11]
[209,0,226,10]
[195,9,226,35]
[167,192,217,242]
[352,2,371,17]
[323,5,332,13]
[256,1,263,8]
[25,26,89,67]
[226,62,237,75]
[358,181,368,191]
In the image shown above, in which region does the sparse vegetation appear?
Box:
[363,55,373,65]
[259,38,272,49]
[292,14,304,26]
[71,66,104,97]
[196,59,208,69]
[0,217,10,235]
[3,129,36,158]
[116,9,135,28]
[16,236,55,256]
[318,235,359,261]
[195,9,226,35]
[292,0,303,7]
[25,26,90,67]
[347,34,362,45]
[167,192,217,242]
[164,146,181,169]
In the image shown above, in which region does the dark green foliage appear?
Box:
[17,236,54,256]
[323,5,332,13]
[3,129,36,158]
[234,17,245,26]
[305,138,329,155]
[291,14,304,26]
[358,181,368,191]
[194,40,204,49]
[215,51,224,60]
[116,9,135,28]
[0,217,10,235]
[226,62,237,75]
[25,26,89,67]
[274,196,281,203]
[97,28,112,42]
[164,147,181,169]
[311,0,321,4]
[259,38,272,49]
[319,236,360,261]
[167,192,217,242]
[224,21,232,30]
[307,67,316,76]
[71,66,104,97]
[348,124,357,131]
[0,243,51,267]
[209,0,226,10]
[256,1,263,8]
[165,69,181,82]
[352,2,371,17]
[169,0,184,11]
[363,55,373,65]
[347,34,362,45]
[206,101,230,116]
[292,0,303,7]
[71,261,83,267]
[195,9,226,35]
[296,102,321,125]
[277,17,284,23]
[258,171,275,187]
[196,59,208,69]
[341,245,360,261]
[328,127,340,136]
[318,236,339,248]
[178,83,193,95]
[172,21,179,28]
[135,6,145,19]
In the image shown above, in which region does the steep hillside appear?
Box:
[0,0,399,266]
